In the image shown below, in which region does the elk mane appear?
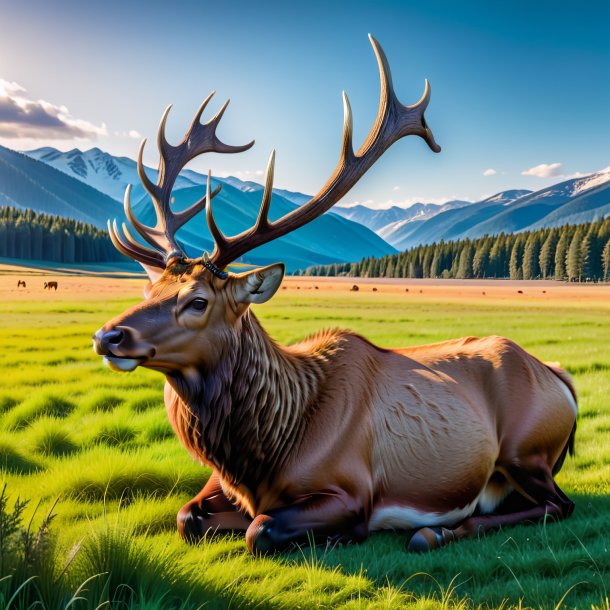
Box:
[168,312,345,493]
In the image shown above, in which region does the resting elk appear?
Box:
[93,36,576,554]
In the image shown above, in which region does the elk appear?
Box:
[93,36,576,555]
[17,280,26,288]
[44,281,58,290]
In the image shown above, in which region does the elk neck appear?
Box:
[165,309,342,502]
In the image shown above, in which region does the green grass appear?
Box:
[0,286,609,609]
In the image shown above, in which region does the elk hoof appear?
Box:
[246,515,290,555]
[177,503,207,543]
[406,527,453,553]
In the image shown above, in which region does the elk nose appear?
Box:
[92,328,125,355]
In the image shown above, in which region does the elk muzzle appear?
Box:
[92,326,154,372]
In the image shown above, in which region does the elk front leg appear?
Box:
[245,491,368,555]
[178,470,251,542]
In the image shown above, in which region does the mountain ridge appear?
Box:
[2,145,396,271]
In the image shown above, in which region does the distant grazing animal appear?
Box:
[350,284,359,292]
[94,36,576,556]
[372,287,378,291]
[44,281,58,290]
[17,280,26,288]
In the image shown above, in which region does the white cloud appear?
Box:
[0,78,107,140]
[483,168,497,176]
[0,80,25,96]
[521,162,563,178]
[392,185,400,191]
[128,129,142,139]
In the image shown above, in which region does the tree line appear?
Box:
[0,207,125,263]
[299,218,610,282]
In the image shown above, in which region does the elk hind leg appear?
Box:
[407,460,574,553]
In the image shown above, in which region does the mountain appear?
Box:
[333,200,471,233]
[334,176,609,252]
[467,176,610,237]
[3,146,396,271]
[0,145,123,226]
[26,147,202,206]
[386,190,532,250]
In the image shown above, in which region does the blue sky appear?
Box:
[0,0,608,208]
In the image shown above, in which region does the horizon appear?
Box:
[1,0,609,210]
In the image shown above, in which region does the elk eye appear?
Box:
[189,297,208,312]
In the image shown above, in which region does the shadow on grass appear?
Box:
[280,493,610,610]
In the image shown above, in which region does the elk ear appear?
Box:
[233,263,285,305]
[139,262,164,284]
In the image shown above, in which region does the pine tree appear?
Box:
[602,239,610,282]
[554,229,570,280]
[522,233,541,280]
[509,236,525,280]
[566,227,583,282]
[581,223,601,280]
[539,230,558,279]
[456,242,474,279]
[430,249,441,278]
[473,239,491,278]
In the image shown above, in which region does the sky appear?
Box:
[0,0,609,209]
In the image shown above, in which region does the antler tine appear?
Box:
[111,98,254,269]
[209,35,440,270]
[363,34,441,154]
[206,171,229,254]
[255,150,276,231]
[137,139,160,201]
[123,178,223,256]
[340,92,355,163]
[156,95,254,204]
[124,184,162,250]
[108,220,165,268]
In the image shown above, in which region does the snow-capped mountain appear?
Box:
[25,147,313,209]
[12,145,610,259]
[2,145,396,271]
[387,175,610,250]
[480,189,532,206]
[26,147,201,204]
[333,200,471,233]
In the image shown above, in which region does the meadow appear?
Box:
[0,273,609,609]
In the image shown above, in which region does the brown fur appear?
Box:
[94,263,577,553]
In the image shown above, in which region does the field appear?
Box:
[1,269,609,609]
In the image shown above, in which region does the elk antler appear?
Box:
[109,93,254,268]
[205,34,441,270]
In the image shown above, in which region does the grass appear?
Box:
[0,284,609,608]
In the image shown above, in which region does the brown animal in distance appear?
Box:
[44,281,58,290]
[17,280,26,288]
[93,36,576,555]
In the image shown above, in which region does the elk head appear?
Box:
[93,35,440,375]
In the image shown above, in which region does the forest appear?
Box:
[0,207,124,264]
[300,218,610,281]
